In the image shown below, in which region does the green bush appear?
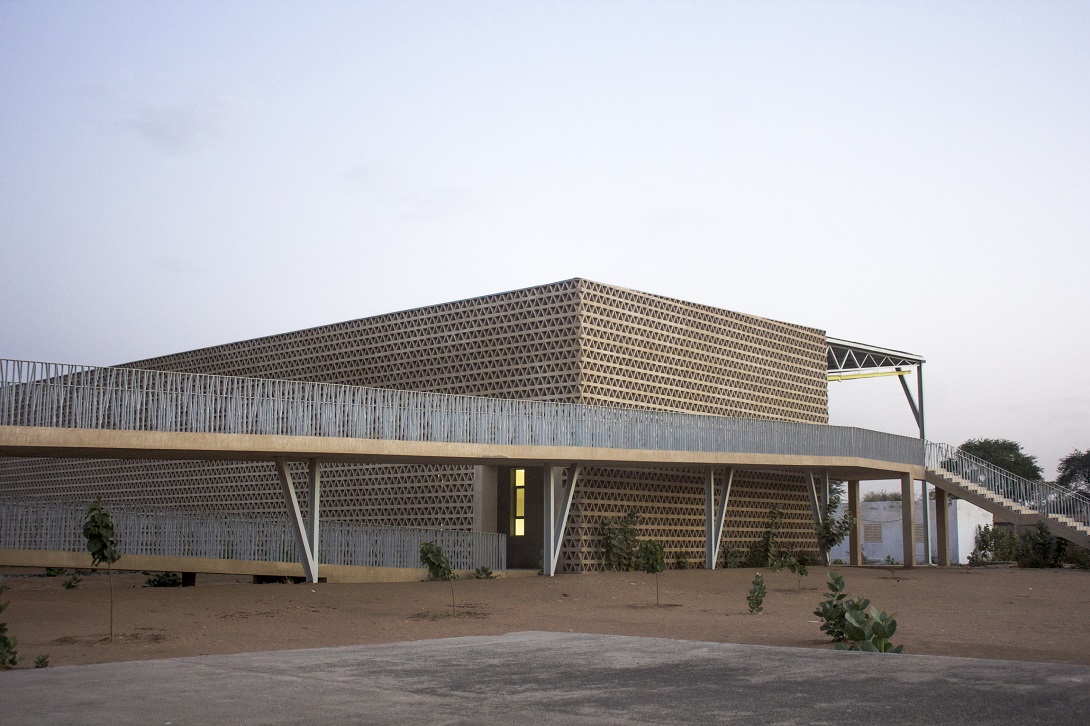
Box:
[815,571,903,652]
[0,586,17,669]
[144,571,182,588]
[1018,521,1066,568]
[815,482,856,559]
[968,524,1021,565]
[600,511,643,571]
[717,542,741,568]
[473,566,495,580]
[814,572,852,642]
[44,567,66,577]
[673,550,691,570]
[62,573,82,590]
[747,573,766,614]
[744,507,783,568]
[34,654,50,668]
[419,542,457,581]
[837,602,903,653]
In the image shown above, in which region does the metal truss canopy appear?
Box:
[826,338,924,373]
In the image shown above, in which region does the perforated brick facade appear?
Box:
[0,279,828,567]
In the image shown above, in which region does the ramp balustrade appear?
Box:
[0,359,924,466]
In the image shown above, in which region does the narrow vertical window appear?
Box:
[512,468,526,536]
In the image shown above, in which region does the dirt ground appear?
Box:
[2,564,1088,669]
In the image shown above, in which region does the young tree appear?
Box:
[635,539,666,606]
[1057,450,1090,495]
[82,500,121,641]
[959,439,1043,481]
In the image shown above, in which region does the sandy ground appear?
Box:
[1,564,1088,669]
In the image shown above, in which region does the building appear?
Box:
[0,278,917,572]
[829,499,992,565]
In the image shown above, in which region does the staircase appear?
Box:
[925,442,1090,549]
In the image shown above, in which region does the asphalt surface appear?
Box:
[2,632,1088,725]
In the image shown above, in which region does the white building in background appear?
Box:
[829,499,992,565]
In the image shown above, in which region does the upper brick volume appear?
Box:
[126,278,828,424]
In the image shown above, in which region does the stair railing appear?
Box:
[925,441,1090,529]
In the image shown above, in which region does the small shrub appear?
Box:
[786,558,809,589]
[673,550,691,570]
[968,523,1021,565]
[62,573,82,590]
[1019,521,1066,568]
[837,602,903,653]
[815,482,856,560]
[883,555,899,566]
[44,568,67,577]
[419,542,456,581]
[717,542,741,568]
[473,566,495,580]
[600,511,642,572]
[144,571,182,588]
[747,573,766,614]
[34,654,50,668]
[815,572,903,652]
[0,586,17,669]
[814,571,853,642]
[744,508,783,568]
[1066,545,1090,569]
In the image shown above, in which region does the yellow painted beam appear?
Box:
[827,369,912,382]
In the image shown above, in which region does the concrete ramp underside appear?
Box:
[925,468,1090,550]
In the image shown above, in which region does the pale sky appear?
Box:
[1,1,1087,479]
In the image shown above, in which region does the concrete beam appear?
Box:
[901,473,916,568]
[0,426,928,481]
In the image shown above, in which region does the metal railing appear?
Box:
[925,441,1090,528]
[0,500,506,571]
[0,359,925,466]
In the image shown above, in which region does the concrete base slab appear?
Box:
[2,632,1089,725]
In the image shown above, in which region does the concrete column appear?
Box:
[543,465,557,577]
[934,486,950,567]
[473,466,499,533]
[847,480,862,566]
[705,468,716,570]
[900,473,916,569]
[920,479,932,565]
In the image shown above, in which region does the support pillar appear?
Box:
[543,464,580,577]
[900,472,916,569]
[920,479,932,565]
[705,467,733,569]
[806,471,830,566]
[473,466,499,533]
[934,486,950,567]
[307,458,321,564]
[275,458,321,583]
[847,480,862,566]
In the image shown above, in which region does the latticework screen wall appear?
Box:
[559,467,818,572]
[0,279,829,569]
[575,281,828,422]
[0,459,478,528]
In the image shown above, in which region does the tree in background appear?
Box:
[959,438,1043,481]
[1057,450,1090,495]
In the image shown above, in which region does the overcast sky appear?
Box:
[1,1,1086,479]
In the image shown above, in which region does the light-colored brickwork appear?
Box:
[576,281,828,422]
[0,279,827,565]
[560,467,818,572]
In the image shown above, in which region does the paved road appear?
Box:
[3,632,1088,725]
